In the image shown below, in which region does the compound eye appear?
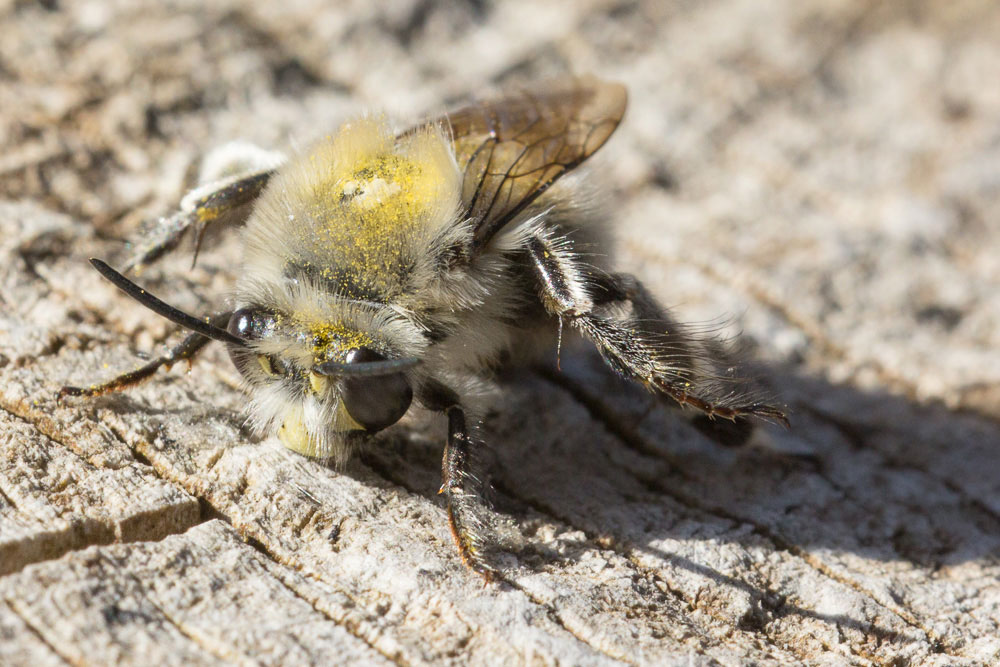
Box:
[340,348,413,433]
[226,307,278,379]
[227,307,275,340]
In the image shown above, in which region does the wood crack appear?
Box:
[801,404,1000,529]
[0,406,205,575]
[360,420,822,663]
[500,577,635,667]
[261,569,414,667]
[355,454,635,666]
[3,599,75,666]
[490,473,824,666]
[532,369,951,659]
[140,593,245,665]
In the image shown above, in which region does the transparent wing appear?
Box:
[436,76,627,254]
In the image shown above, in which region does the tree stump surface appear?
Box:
[1,1,998,665]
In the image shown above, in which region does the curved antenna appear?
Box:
[89,258,247,347]
[313,357,420,377]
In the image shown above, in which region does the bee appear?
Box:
[61,77,787,579]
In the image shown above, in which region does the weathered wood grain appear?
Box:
[1,1,998,665]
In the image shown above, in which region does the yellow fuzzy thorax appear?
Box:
[285,117,461,298]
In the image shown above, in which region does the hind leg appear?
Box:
[526,232,787,425]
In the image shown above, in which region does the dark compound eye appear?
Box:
[340,347,413,432]
[226,307,280,379]
[227,307,276,340]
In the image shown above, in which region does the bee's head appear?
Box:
[83,258,426,463]
[223,301,422,460]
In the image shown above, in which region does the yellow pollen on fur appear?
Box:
[303,320,374,364]
[297,121,455,297]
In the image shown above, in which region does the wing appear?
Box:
[436,76,626,255]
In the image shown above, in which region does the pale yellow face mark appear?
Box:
[278,409,313,454]
[278,402,364,456]
[308,371,327,395]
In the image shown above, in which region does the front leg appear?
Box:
[60,312,232,398]
[526,232,787,426]
[124,143,284,273]
[125,171,274,273]
[442,406,496,581]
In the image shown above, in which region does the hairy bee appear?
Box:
[62,77,786,578]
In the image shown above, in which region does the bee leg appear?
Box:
[124,169,275,273]
[442,406,496,581]
[59,312,231,398]
[526,234,787,426]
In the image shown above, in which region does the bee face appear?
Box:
[224,301,417,458]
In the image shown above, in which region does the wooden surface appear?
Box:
[2,1,999,665]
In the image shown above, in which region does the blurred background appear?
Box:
[2,0,997,418]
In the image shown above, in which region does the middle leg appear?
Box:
[442,405,495,580]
